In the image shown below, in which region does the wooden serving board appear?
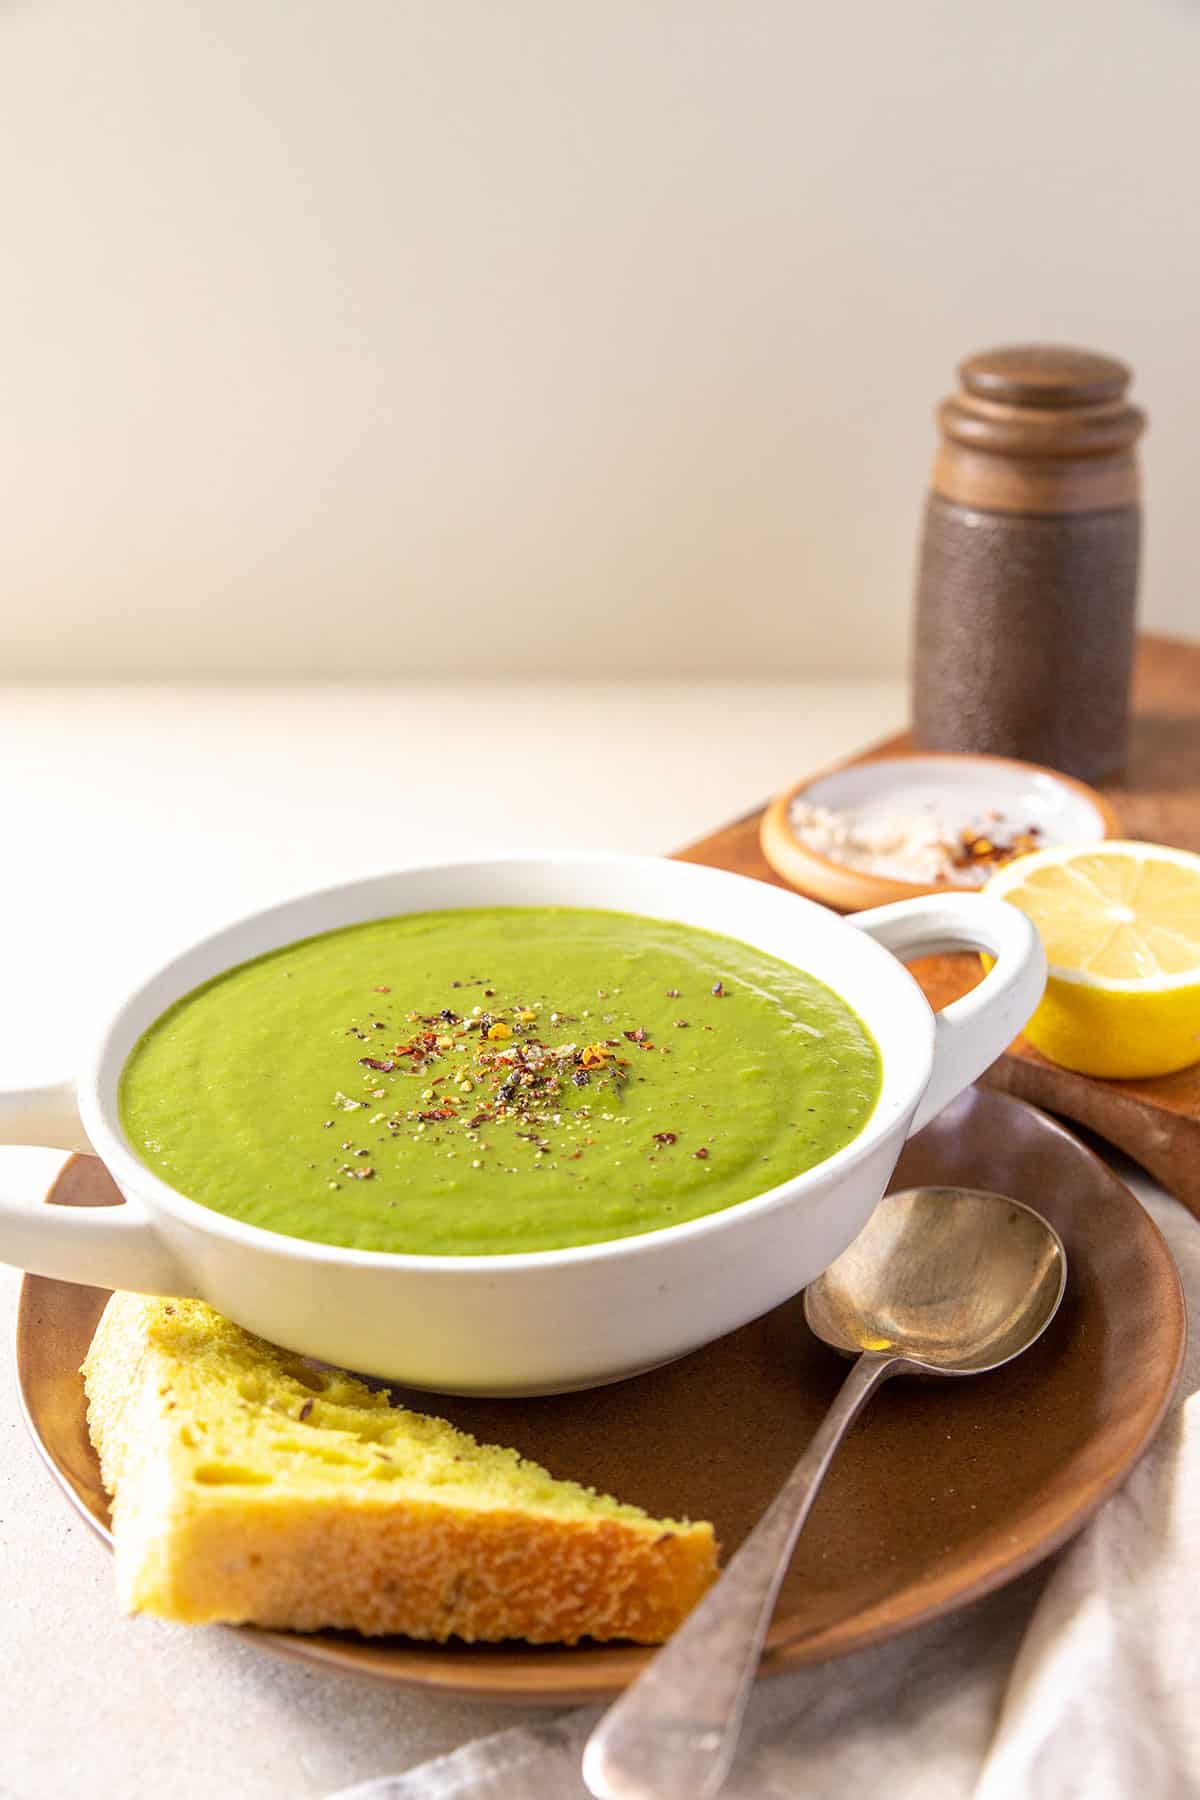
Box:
[677,633,1200,1221]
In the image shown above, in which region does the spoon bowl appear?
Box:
[804,1185,1067,1374]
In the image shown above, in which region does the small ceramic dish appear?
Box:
[760,751,1121,912]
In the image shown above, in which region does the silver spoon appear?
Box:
[583,1185,1067,1800]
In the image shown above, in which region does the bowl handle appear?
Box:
[851,893,1046,1138]
[0,1081,195,1295]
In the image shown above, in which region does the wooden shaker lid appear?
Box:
[932,343,1146,516]
[961,345,1131,409]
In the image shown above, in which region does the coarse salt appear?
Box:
[789,800,1038,887]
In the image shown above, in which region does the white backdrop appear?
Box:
[1,0,1194,678]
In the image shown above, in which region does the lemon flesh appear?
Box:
[985,842,1200,1079]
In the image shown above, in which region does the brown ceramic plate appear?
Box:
[17,1086,1183,1704]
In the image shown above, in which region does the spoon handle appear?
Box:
[582,1352,902,1800]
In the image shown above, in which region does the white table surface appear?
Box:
[0,675,1165,1800]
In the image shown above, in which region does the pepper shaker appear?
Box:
[911,345,1147,783]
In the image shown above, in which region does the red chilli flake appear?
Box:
[693,1146,710,1160]
[711,982,725,997]
[387,1029,441,1063]
[358,1056,398,1072]
[373,985,391,993]
[652,1131,678,1146]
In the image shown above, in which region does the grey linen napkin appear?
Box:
[329,1167,1200,1800]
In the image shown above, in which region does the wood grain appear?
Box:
[932,342,1145,515]
[676,633,1200,1220]
[959,345,1132,409]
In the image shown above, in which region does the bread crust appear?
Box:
[83,1293,717,1644]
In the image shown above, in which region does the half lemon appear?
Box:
[985,840,1200,1079]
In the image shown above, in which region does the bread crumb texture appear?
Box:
[81,1293,717,1643]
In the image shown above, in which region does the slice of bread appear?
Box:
[82,1293,717,1644]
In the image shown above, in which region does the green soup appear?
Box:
[119,907,881,1256]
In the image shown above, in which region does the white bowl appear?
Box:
[0,854,1045,1395]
